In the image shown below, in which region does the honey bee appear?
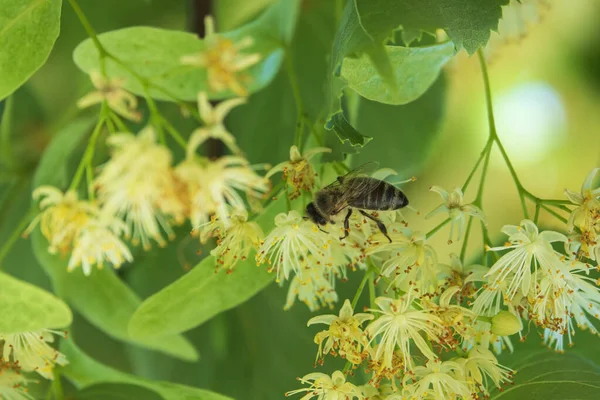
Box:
[305,164,409,242]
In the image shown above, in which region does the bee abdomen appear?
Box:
[350,181,408,211]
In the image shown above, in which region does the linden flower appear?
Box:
[366,295,443,370]
[0,330,68,379]
[285,370,363,400]
[412,359,472,400]
[76,71,141,121]
[25,186,96,255]
[0,362,33,400]
[181,16,261,96]
[200,210,263,272]
[542,261,600,351]
[565,167,600,233]
[284,265,339,311]
[187,92,246,156]
[95,128,185,249]
[567,231,600,262]
[176,156,269,228]
[307,299,374,364]
[424,286,477,344]
[438,253,487,301]
[458,347,513,395]
[256,211,329,282]
[68,213,133,276]
[266,146,332,199]
[366,225,439,295]
[426,186,486,243]
[481,219,567,304]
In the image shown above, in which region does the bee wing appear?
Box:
[322,161,380,190]
[322,162,384,213]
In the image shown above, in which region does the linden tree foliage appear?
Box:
[0,0,62,100]
[0,272,72,334]
[61,339,232,400]
[2,0,600,399]
[72,0,300,101]
[326,0,507,148]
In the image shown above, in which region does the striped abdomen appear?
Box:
[346,177,408,211]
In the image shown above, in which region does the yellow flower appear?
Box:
[176,156,269,228]
[0,330,68,379]
[475,220,567,312]
[412,359,473,400]
[266,146,331,199]
[366,294,443,370]
[200,210,263,272]
[68,212,133,276]
[565,167,600,233]
[181,16,261,96]
[0,361,33,399]
[256,211,329,282]
[285,264,339,311]
[188,92,246,155]
[286,370,363,400]
[458,346,513,396]
[438,253,487,301]
[25,186,95,255]
[76,71,141,122]
[366,225,439,295]
[95,127,185,249]
[423,286,478,345]
[307,299,374,364]
[426,186,486,243]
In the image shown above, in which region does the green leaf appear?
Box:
[72,0,300,101]
[0,272,72,334]
[491,352,600,399]
[214,0,275,31]
[341,42,454,105]
[61,339,231,400]
[31,230,199,362]
[325,111,372,148]
[128,198,288,339]
[0,0,62,100]
[73,383,164,400]
[33,117,96,189]
[353,75,446,176]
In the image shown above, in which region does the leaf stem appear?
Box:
[52,369,64,400]
[426,218,451,239]
[478,49,530,219]
[462,137,493,193]
[351,269,371,309]
[285,47,305,147]
[69,106,107,192]
[67,0,106,57]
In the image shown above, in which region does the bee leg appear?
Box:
[340,208,353,240]
[359,210,392,243]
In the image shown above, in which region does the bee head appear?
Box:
[305,202,327,226]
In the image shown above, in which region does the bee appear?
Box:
[305,164,409,242]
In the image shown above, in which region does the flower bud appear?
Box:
[491,311,522,336]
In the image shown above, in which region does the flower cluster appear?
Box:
[32,90,268,275]
[283,170,600,398]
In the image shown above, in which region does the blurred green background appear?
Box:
[1,0,600,399]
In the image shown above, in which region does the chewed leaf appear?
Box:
[72,0,300,101]
[325,112,373,148]
[341,42,455,105]
[0,272,72,334]
[0,0,62,100]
